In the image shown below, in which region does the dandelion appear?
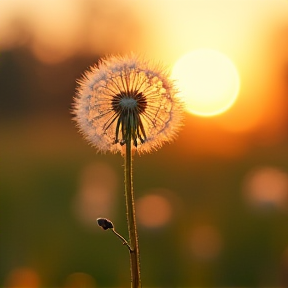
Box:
[72,54,184,288]
[73,54,183,154]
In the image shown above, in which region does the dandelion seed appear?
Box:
[73,54,184,153]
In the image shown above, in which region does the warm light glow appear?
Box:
[72,162,118,228]
[5,267,40,288]
[136,194,172,228]
[172,49,240,117]
[243,166,288,211]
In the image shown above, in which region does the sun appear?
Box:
[172,49,240,117]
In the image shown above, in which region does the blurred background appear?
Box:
[1,0,288,287]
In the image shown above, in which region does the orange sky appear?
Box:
[0,0,287,155]
[135,0,288,157]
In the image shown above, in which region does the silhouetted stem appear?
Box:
[124,139,141,288]
[110,228,132,251]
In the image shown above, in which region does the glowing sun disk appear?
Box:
[172,49,240,117]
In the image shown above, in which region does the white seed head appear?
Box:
[72,54,184,154]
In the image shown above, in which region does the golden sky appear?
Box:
[0,0,287,154]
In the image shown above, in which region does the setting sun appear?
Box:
[172,49,240,117]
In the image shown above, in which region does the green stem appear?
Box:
[124,139,141,288]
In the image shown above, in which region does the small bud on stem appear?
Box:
[97,218,114,230]
[97,218,132,252]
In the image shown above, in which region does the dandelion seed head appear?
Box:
[73,54,184,154]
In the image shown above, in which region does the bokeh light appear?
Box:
[5,267,40,288]
[136,191,174,228]
[242,166,288,211]
[72,162,118,228]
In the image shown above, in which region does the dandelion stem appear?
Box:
[124,138,141,288]
[110,228,132,252]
